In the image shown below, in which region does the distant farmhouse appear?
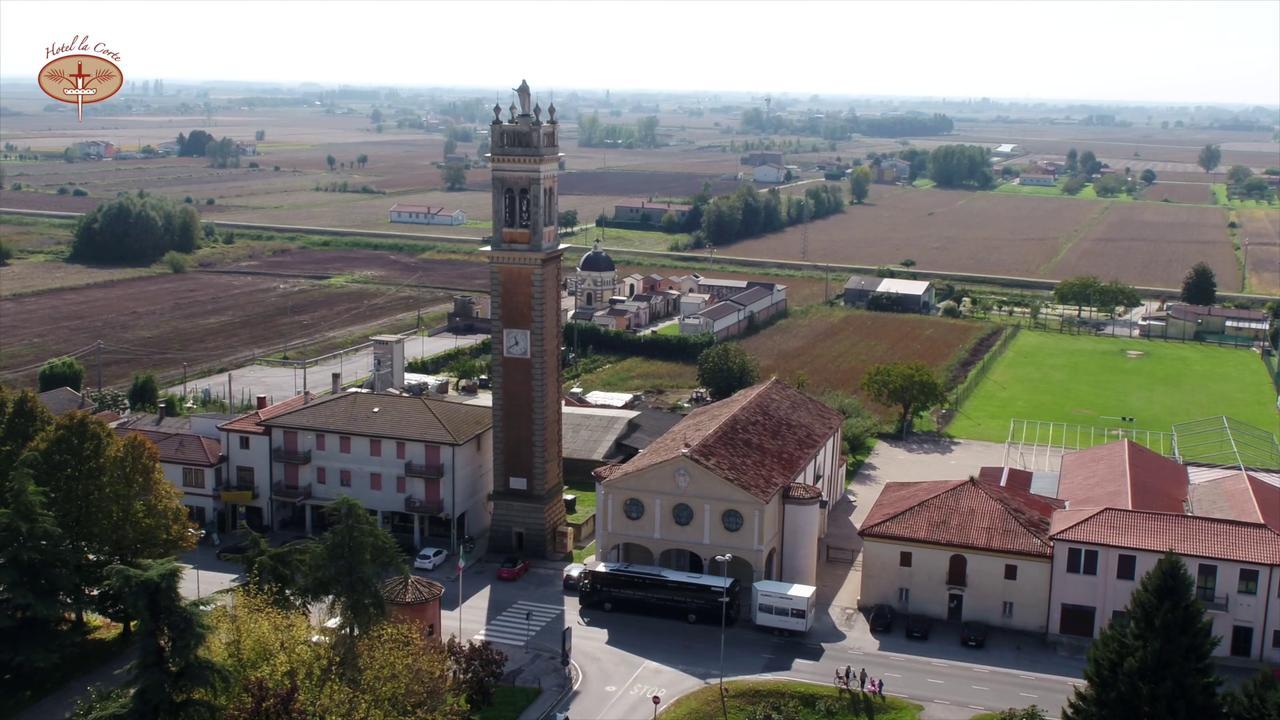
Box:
[752,163,788,184]
[613,199,691,225]
[1139,304,1270,343]
[843,274,935,314]
[742,151,784,167]
[992,143,1021,157]
[71,140,117,160]
[389,204,467,226]
[875,158,912,184]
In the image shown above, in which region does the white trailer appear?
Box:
[751,580,817,634]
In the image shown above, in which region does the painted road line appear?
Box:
[971,668,991,672]
[849,650,865,655]
[930,661,948,666]
[969,706,986,711]
[972,686,989,691]
[927,679,944,684]
[1020,692,1040,698]
[794,659,816,664]
[934,699,951,705]
[1019,675,1035,679]
[512,600,567,611]
[887,692,910,698]
[595,661,647,720]
[884,672,902,677]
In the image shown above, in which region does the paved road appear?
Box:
[165,331,485,405]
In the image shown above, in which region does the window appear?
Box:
[947,554,967,586]
[790,608,807,620]
[1238,568,1259,595]
[1273,629,1280,649]
[1116,554,1137,581]
[236,466,253,485]
[396,475,406,494]
[897,587,910,604]
[1002,601,1014,618]
[340,470,352,487]
[722,509,744,532]
[899,551,913,568]
[339,436,351,454]
[370,439,382,457]
[316,434,326,451]
[238,435,250,450]
[1196,563,1218,602]
[316,467,326,484]
[759,603,774,616]
[182,467,205,489]
[396,441,406,460]
[1067,547,1099,575]
[623,498,645,520]
[370,473,382,491]
[1004,563,1018,581]
[672,503,694,526]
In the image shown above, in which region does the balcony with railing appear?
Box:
[1197,590,1229,612]
[405,495,444,515]
[404,461,445,479]
[272,447,312,464]
[271,482,312,502]
[214,480,259,500]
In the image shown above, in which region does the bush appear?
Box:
[128,373,159,411]
[72,187,88,196]
[1061,176,1087,195]
[0,240,12,266]
[184,196,194,204]
[939,300,962,318]
[205,197,216,205]
[273,165,281,171]
[405,339,492,374]
[8,182,20,191]
[163,250,189,273]
[564,322,713,362]
[71,194,200,265]
[56,186,70,195]
[247,161,259,169]
[39,356,86,392]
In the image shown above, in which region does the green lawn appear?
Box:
[1211,183,1278,208]
[994,181,1133,202]
[576,226,692,251]
[663,679,922,720]
[656,322,681,335]
[565,476,597,524]
[948,331,1278,443]
[571,356,699,393]
[573,540,596,563]
[475,685,541,720]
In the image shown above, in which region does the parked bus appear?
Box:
[751,580,816,634]
[578,562,741,625]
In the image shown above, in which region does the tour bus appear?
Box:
[751,580,817,634]
[578,562,741,625]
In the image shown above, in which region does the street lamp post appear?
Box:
[188,528,206,599]
[714,553,733,720]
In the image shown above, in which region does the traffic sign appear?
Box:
[651,695,660,705]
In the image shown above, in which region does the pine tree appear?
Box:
[307,497,406,640]
[0,462,74,673]
[1180,262,1217,306]
[0,387,54,487]
[1064,552,1222,720]
[1224,669,1280,720]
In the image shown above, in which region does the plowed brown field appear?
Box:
[1240,209,1280,295]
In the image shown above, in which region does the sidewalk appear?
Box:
[505,645,574,720]
[15,645,137,720]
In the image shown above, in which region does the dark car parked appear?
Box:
[961,621,988,648]
[905,614,932,640]
[868,604,896,632]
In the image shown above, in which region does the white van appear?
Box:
[751,580,817,634]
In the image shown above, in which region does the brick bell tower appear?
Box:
[483,80,566,558]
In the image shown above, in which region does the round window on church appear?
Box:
[672,503,694,526]
[624,498,645,521]
[722,509,744,533]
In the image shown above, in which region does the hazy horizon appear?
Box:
[2,0,1278,107]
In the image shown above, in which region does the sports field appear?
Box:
[947,331,1278,443]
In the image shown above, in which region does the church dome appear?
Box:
[578,240,615,273]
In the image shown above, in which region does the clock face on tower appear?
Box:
[503,328,531,358]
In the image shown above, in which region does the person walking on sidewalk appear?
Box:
[844,665,852,687]
[858,667,867,692]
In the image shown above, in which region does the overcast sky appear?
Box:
[3,0,1278,106]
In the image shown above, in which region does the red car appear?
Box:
[497,556,530,581]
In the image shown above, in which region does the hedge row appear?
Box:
[564,322,712,362]
[406,338,492,374]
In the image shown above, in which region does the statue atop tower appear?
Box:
[513,79,532,116]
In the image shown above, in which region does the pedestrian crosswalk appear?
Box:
[473,600,562,647]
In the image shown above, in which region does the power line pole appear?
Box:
[95,339,103,392]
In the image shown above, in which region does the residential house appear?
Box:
[37,386,93,416]
[859,478,1063,633]
[752,163,788,184]
[72,140,117,159]
[875,159,912,184]
[613,200,691,226]
[389,203,467,226]
[115,427,226,531]
[843,275,935,313]
[217,393,316,532]
[992,143,1020,157]
[1020,174,1057,187]
[236,141,257,156]
[259,392,493,552]
[594,378,845,586]
[742,151,785,167]
[1139,304,1270,342]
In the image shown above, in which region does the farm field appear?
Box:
[218,248,491,290]
[0,270,450,388]
[1048,203,1238,289]
[566,357,698,395]
[1141,182,1212,204]
[739,306,989,412]
[947,331,1278,443]
[1239,209,1280,295]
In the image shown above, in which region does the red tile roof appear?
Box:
[596,378,842,503]
[1057,440,1188,512]
[115,427,223,467]
[977,466,1033,493]
[261,391,491,445]
[1189,472,1280,532]
[381,575,444,604]
[218,393,315,435]
[1050,507,1280,565]
[860,478,1064,558]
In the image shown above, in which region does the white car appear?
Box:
[414,547,449,570]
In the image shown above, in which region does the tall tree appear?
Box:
[1223,669,1280,720]
[445,637,507,710]
[236,531,312,610]
[442,138,458,158]
[696,343,759,401]
[129,373,160,411]
[1079,150,1101,176]
[27,413,116,624]
[849,165,871,203]
[0,387,54,486]
[325,154,336,171]
[1053,276,1105,317]
[442,165,467,191]
[0,462,74,674]
[104,559,225,720]
[307,497,406,640]
[1197,144,1221,175]
[1180,261,1217,306]
[99,434,196,567]
[861,361,947,438]
[1140,168,1157,185]
[1226,164,1253,185]
[1064,553,1222,720]
[1065,148,1079,174]
[39,356,86,392]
